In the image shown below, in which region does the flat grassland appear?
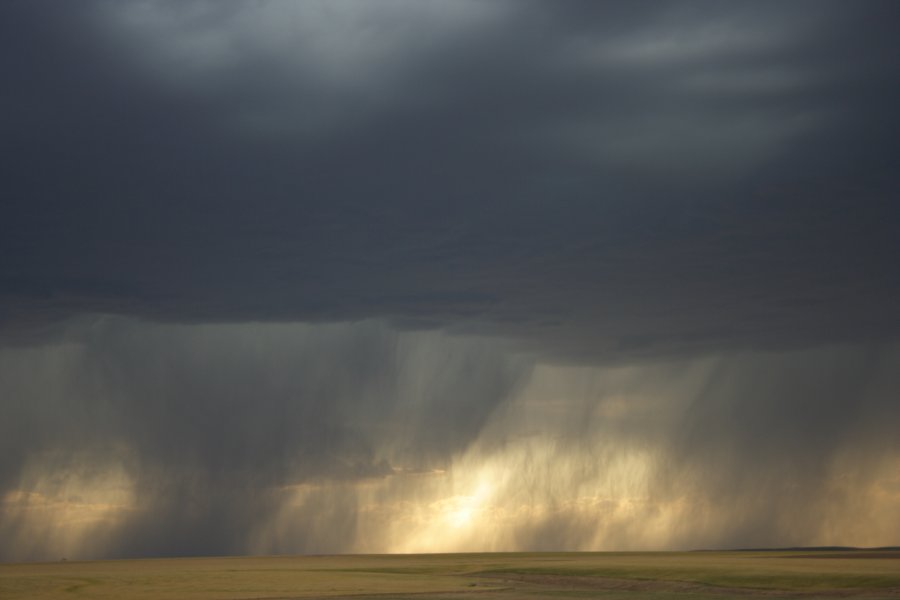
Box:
[2,550,900,600]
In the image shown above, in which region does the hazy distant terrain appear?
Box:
[3,550,900,599]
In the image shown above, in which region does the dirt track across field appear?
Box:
[786,552,900,560]
[475,571,900,598]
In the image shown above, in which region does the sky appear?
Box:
[1,0,899,561]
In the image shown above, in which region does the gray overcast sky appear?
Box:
[2,0,898,358]
[1,1,899,561]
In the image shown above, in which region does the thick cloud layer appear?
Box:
[2,1,898,357]
[1,1,899,560]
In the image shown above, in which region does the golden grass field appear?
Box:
[2,550,900,600]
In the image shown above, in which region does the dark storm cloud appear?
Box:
[1,0,897,358]
[1,0,899,561]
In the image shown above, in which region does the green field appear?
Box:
[2,550,899,599]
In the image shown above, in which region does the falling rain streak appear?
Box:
[2,319,898,560]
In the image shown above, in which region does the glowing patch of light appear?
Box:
[0,450,138,560]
